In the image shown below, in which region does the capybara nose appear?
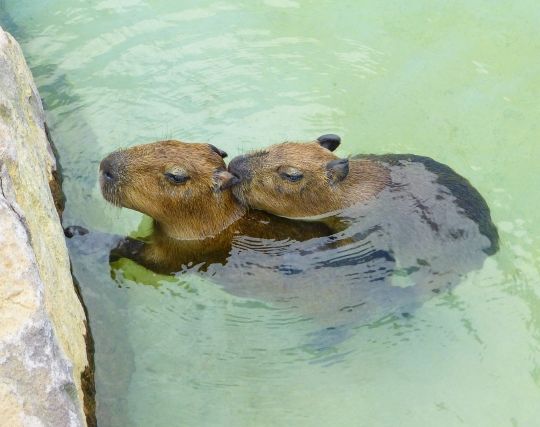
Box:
[100,157,116,182]
[228,155,252,181]
[100,153,122,183]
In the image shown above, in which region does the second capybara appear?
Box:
[228,133,499,313]
[228,134,498,255]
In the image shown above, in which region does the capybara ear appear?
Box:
[326,158,349,183]
[317,134,341,152]
[214,170,239,191]
[209,144,228,158]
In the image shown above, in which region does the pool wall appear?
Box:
[0,26,94,427]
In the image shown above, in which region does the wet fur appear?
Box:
[100,140,245,240]
[230,141,390,217]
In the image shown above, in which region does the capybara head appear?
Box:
[100,140,243,239]
[228,134,389,218]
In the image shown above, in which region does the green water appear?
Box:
[2,1,540,426]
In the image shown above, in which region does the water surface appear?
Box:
[2,1,540,426]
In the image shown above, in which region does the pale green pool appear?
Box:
[2,1,540,426]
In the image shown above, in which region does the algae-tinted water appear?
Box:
[2,1,540,426]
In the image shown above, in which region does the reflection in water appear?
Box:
[104,154,498,343]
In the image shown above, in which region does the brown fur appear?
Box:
[229,141,391,218]
[100,140,245,240]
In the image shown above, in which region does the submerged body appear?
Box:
[110,210,333,275]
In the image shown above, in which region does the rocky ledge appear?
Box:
[0,26,94,426]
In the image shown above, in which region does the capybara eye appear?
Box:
[164,172,190,184]
[278,167,304,183]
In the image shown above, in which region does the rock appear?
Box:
[0,26,94,426]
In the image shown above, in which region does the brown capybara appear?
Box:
[228,134,498,255]
[100,140,242,240]
[228,134,499,309]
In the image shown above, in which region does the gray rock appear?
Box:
[0,26,92,426]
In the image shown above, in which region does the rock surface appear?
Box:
[0,26,93,426]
